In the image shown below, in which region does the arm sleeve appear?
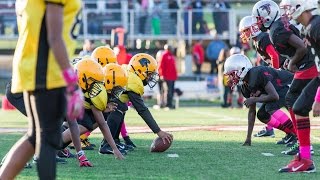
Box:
[266,44,280,69]
[127,91,161,133]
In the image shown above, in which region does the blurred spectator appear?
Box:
[155,50,165,108]
[88,13,100,34]
[206,34,227,74]
[191,0,205,34]
[136,0,149,34]
[192,39,205,74]
[217,47,230,107]
[169,0,179,34]
[114,45,132,65]
[199,20,210,34]
[79,39,95,56]
[158,45,178,110]
[151,0,163,35]
[212,0,230,35]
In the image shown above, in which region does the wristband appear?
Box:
[63,67,77,85]
[315,87,320,103]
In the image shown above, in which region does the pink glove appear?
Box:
[77,151,93,167]
[63,68,84,120]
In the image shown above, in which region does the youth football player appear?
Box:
[0,1,84,179]
[224,54,295,146]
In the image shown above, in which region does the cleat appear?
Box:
[57,148,76,158]
[99,140,127,155]
[276,133,296,145]
[282,143,299,155]
[123,136,137,148]
[115,139,134,151]
[81,138,95,150]
[279,155,316,173]
[253,127,275,138]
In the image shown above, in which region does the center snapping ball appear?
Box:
[150,137,172,152]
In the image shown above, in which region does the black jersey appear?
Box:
[304,15,320,71]
[254,32,285,67]
[269,18,315,70]
[240,66,293,98]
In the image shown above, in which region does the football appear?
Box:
[150,137,172,152]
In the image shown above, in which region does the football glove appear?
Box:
[63,68,84,120]
[77,151,93,167]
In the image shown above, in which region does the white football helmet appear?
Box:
[239,16,262,43]
[280,0,318,20]
[252,0,281,31]
[223,54,253,89]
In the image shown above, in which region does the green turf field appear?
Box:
[1,107,320,179]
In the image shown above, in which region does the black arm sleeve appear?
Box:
[127,91,161,133]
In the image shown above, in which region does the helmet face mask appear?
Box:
[225,70,241,90]
[144,71,160,89]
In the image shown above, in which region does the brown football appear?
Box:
[150,137,172,152]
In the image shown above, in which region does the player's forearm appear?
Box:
[266,45,279,69]
[246,105,256,139]
[45,4,71,71]
[291,47,307,65]
[67,120,82,152]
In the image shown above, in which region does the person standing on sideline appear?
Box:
[159,45,178,109]
[0,0,84,179]
[79,39,95,56]
[192,39,205,74]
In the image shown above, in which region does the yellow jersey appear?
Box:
[12,0,82,93]
[119,71,144,103]
[83,83,108,111]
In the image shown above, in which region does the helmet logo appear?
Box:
[139,58,150,67]
[259,3,271,15]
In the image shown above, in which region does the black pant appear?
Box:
[139,16,147,34]
[195,64,202,74]
[293,77,320,116]
[24,88,66,180]
[165,80,175,108]
[210,60,218,74]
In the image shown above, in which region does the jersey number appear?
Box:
[71,9,82,39]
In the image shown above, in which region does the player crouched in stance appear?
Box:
[60,57,125,161]
[224,54,296,148]
[100,53,173,153]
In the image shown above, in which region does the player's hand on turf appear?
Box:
[157,130,173,144]
[104,102,118,113]
[113,149,125,160]
[63,68,84,120]
[244,97,256,107]
[242,139,251,146]
[78,151,93,167]
[312,101,320,117]
[288,61,298,73]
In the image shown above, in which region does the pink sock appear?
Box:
[85,131,91,137]
[300,146,311,159]
[266,124,273,131]
[120,122,129,138]
[267,117,281,129]
[272,110,289,124]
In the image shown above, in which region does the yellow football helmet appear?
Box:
[91,46,117,67]
[103,63,128,99]
[128,53,159,88]
[75,56,105,98]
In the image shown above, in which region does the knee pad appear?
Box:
[44,129,63,150]
[257,109,270,123]
[285,92,295,109]
[293,103,310,117]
